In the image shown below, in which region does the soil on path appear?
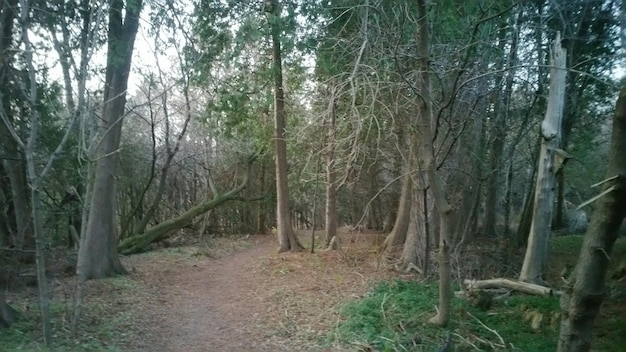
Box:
[121,232,393,352]
[129,236,284,351]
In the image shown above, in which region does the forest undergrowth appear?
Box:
[1,231,625,351]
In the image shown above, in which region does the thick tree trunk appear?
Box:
[399,184,428,272]
[78,0,142,280]
[557,87,626,352]
[266,0,302,252]
[382,166,412,255]
[520,35,566,284]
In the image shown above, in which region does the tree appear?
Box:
[0,0,34,261]
[520,34,567,284]
[414,0,453,327]
[557,86,626,352]
[265,0,303,252]
[77,0,143,280]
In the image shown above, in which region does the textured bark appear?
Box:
[520,36,566,284]
[557,87,626,352]
[382,172,412,255]
[266,0,302,252]
[414,0,452,327]
[399,185,428,272]
[78,0,143,280]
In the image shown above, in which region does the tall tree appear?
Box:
[0,0,34,259]
[520,34,567,284]
[265,0,302,252]
[557,86,626,352]
[77,0,143,279]
[415,0,453,327]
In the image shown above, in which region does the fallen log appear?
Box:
[464,278,559,296]
[118,164,251,255]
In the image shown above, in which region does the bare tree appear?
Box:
[520,34,567,284]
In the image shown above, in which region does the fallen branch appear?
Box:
[118,162,252,255]
[464,278,559,296]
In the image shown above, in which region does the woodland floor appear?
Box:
[117,231,396,351]
[5,230,625,351]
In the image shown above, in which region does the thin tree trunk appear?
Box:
[520,35,567,284]
[415,0,452,327]
[325,82,338,247]
[557,86,626,352]
[266,0,302,252]
[78,0,143,280]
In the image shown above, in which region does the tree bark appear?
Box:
[557,86,626,352]
[382,171,412,255]
[266,0,302,252]
[414,0,452,327]
[520,35,567,284]
[78,0,143,280]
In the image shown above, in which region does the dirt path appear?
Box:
[121,232,390,352]
[132,236,286,352]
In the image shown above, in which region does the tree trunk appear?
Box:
[516,139,540,247]
[325,82,338,247]
[0,291,16,330]
[520,35,566,284]
[78,0,143,280]
[119,168,250,254]
[257,161,267,233]
[382,165,412,255]
[415,0,452,327]
[266,0,302,252]
[0,0,33,259]
[557,86,626,352]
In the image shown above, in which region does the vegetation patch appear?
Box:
[330,235,626,352]
[0,275,149,351]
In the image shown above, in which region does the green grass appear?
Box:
[330,235,626,352]
[0,276,145,352]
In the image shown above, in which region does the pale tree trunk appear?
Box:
[382,170,412,255]
[414,0,452,327]
[266,0,302,252]
[399,182,429,273]
[520,35,567,284]
[557,87,626,352]
[325,82,338,247]
[78,0,143,280]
